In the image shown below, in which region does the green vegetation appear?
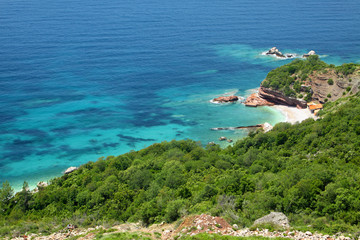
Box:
[327,78,334,85]
[95,232,152,240]
[2,94,360,237]
[335,63,359,76]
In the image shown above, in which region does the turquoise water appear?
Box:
[1,0,360,190]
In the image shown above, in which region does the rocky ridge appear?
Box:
[245,87,307,108]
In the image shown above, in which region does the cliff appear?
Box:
[305,68,360,102]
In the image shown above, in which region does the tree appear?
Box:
[0,181,13,214]
[17,181,31,212]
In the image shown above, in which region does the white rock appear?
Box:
[64,166,78,174]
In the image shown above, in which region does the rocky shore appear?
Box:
[245,87,307,108]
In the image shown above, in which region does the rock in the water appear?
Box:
[213,96,239,103]
[64,166,78,174]
[253,212,290,228]
[266,47,285,58]
[303,50,316,57]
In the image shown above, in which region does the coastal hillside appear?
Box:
[246,55,360,107]
[1,92,360,238]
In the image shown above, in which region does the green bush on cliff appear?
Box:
[2,94,360,237]
[336,63,359,76]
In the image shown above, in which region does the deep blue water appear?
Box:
[1,0,360,190]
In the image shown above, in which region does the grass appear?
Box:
[94,232,153,240]
[180,233,285,240]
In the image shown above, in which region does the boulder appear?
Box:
[64,166,78,174]
[262,122,273,133]
[266,47,285,58]
[303,50,316,57]
[213,96,239,103]
[253,212,290,228]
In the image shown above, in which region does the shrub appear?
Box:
[327,78,334,85]
[327,93,331,98]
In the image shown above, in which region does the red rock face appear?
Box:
[213,96,239,103]
[244,92,275,107]
[258,87,307,108]
[244,87,307,108]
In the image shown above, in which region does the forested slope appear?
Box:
[1,93,360,237]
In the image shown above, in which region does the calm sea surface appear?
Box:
[1,0,360,190]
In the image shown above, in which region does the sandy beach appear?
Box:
[271,105,316,124]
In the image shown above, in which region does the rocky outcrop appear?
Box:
[244,92,274,107]
[303,50,316,57]
[265,47,285,58]
[213,96,239,103]
[64,166,78,174]
[258,87,307,108]
[253,212,290,228]
[244,87,307,108]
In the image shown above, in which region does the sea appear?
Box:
[1,0,360,191]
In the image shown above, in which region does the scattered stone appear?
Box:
[253,212,290,228]
[219,136,227,141]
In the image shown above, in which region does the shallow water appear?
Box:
[0,0,360,190]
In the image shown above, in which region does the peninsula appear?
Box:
[245,55,360,108]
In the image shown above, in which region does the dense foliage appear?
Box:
[2,94,360,237]
[261,55,360,99]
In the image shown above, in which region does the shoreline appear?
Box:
[271,105,316,124]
